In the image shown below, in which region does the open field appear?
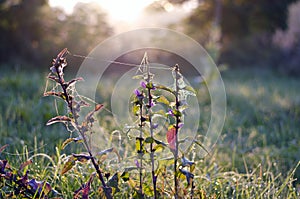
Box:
[0,67,299,198]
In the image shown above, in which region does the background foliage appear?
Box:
[0,0,111,70]
[1,0,300,74]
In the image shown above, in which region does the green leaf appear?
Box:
[183,85,196,95]
[145,137,154,143]
[146,82,155,89]
[61,156,76,175]
[120,171,130,182]
[61,138,75,149]
[152,110,166,118]
[152,144,165,152]
[158,157,174,167]
[132,75,144,79]
[155,84,175,95]
[143,184,154,197]
[172,109,182,117]
[135,137,146,154]
[132,104,140,116]
[156,95,170,106]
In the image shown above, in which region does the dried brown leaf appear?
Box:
[19,159,33,171]
[0,144,8,153]
[46,116,72,126]
[95,104,104,111]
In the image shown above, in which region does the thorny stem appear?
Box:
[54,52,112,199]
[174,64,180,199]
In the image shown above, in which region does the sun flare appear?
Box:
[101,0,154,22]
[49,0,155,23]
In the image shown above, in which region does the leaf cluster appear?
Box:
[0,145,57,198]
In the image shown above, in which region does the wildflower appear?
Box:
[152,123,159,129]
[134,159,140,168]
[134,89,144,101]
[168,109,174,116]
[140,81,147,88]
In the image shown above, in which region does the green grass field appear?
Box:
[0,67,299,198]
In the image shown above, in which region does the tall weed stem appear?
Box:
[173,64,180,199]
[47,49,112,199]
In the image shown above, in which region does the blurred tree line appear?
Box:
[0,0,299,74]
[0,0,112,71]
[166,0,300,75]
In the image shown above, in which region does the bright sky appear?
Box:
[49,0,155,23]
[49,0,198,33]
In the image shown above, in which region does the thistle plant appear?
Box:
[44,48,113,199]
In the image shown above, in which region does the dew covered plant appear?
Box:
[43,49,200,198]
[128,53,199,198]
[1,49,299,199]
[44,48,113,198]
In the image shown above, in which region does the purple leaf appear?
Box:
[167,126,176,150]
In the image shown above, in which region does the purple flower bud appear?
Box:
[178,123,184,128]
[50,66,57,73]
[168,109,174,116]
[134,89,142,96]
[134,159,140,168]
[140,81,147,88]
[150,101,155,107]
[152,123,159,129]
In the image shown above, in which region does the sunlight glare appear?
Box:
[49,0,155,23]
[101,0,154,23]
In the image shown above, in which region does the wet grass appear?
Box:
[0,67,299,198]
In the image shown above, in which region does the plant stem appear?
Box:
[138,103,144,198]
[56,66,112,199]
[147,75,157,199]
[174,64,180,199]
[190,179,195,199]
